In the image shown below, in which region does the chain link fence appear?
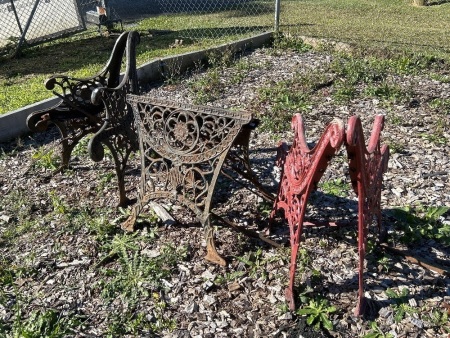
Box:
[155,0,275,39]
[0,0,85,55]
[1,0,276,56]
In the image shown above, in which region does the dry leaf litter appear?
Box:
[0,47,449,337]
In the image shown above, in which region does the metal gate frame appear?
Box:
[2,0,86,57]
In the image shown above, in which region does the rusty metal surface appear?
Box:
[26,31,140,206]
[122,95,253,265]
[88,31,140,206]
[269,114,345,311]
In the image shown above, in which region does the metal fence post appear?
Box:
[275,0,281,32]
[13,0,41,57]
[9,0,24,36]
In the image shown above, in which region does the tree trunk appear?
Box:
[413,0,426,6]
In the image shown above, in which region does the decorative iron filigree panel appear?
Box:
[269,114,345,312]
[123,95,253,265]
[270,113,389,316]
[27,31,140,207]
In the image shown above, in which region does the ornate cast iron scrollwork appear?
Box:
[270,114,389,316]
[345,115,389,315]
[88,31,140,206]
[269,114,345,312]
[122,95,253,266]
[26,31,133,170]
[26,31,141,207]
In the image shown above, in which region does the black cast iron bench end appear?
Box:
[26,31,141,206]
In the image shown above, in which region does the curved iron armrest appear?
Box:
[25,31,134,175]
[87,31,141,206]
[26,31,130,133]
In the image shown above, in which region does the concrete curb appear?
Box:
[0,97,60,143]
[138,31,274,84]
[0,31,274,143]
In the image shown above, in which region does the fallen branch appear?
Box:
[380,243,450,276]
[210,212,283,248]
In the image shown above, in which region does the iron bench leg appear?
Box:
[269,114,345,311]
[345,115,389,316]
[122,96,253,266]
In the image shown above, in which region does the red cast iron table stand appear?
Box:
[270,114,389,316]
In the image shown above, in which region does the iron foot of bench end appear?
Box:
[285,287,296,311]
[354,296,366,317]
[203,222,226,266]
[205,247,226,266]
[121,212,137,232]
[204,239,226,267]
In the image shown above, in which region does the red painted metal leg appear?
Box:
[356,192,367,315]
[346,115,389,316]
[270,114,345,310]
[286,243,299,309]
[285,196,308,311]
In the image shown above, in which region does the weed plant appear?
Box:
[385,288,417,323]
[319,178,350,198]
[31,147,60,171]
[363,321,394,338]
[235,247,279,280]
[389,205,450,245]
[297,297,337,331]
[423,308,450,333]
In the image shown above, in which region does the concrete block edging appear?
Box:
[0,31,274,143]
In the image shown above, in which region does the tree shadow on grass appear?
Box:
[426,0,450,6]
[0,23,270,80]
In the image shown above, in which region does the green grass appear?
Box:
[6,309,82,338]
[1,0,450,114]
[318,178,350,198]
[0,5,273,115]
[282,0,450,54]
